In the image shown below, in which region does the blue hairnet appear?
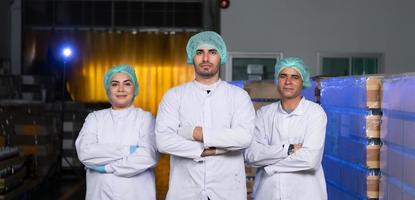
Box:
[186,31,228,65]
[103,64,139,96]
[275,57,311,88]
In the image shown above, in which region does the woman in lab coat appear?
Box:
[76,64,158,200]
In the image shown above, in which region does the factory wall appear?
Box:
[221,0,415,75]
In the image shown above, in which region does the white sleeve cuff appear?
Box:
[178,126,195,140]
[264,165,276,175]
[104,165,115,173]
[193,157,205,162]
[123,146,131,155]
[215,148,228,155]
[282,143,289,155]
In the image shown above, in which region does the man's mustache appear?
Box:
[199,62,213,66]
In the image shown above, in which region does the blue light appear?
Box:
[62,47,72,58]
[63,47,72,58]
[59,43,76,62]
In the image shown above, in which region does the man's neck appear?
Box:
[281,96,302,111]
[195,75,220,85]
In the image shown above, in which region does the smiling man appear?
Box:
[155,31,255,200]
[244,57,328,200]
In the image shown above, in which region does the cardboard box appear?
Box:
[244,80,280,100]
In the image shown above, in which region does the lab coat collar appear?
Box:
[192,79,222,93]
[110,104,134,119]
[277,97,307,116]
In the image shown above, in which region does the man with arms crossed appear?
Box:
[245,57,327,200]
[156,31,255,200]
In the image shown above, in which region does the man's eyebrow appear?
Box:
[279,73,301,77]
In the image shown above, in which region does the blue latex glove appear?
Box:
[90,165,106,173]
[129,145,138,154]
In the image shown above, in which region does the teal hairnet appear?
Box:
[186,31,228,65]
[274,57,311,88]
[103,64,139,97]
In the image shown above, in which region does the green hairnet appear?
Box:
[275,57,311,88]
[103,64,139,97]
[186,31,228,65]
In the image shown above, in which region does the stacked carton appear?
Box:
[0,103,60,179]
[0,147,27,199]
[379,74,415,200]
[0,76,20,100]
[241,80,279,199]
[245,166,256,200]
[19,75,55,102]
[0,107,11,147]
[243,80,280,110]
[61,102,88,170]
[302,76,327,103]
[320,75,383,199]
[0,75,55,102]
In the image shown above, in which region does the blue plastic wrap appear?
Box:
[324,119,379,168]
[227,80,245,89]
[321,76,365,108]
[380,73,415,200]
[302,78,317,102]
[320,75,383,109]
[380,172,415,200]
[323,111,378,198]
[324,106,380,139]
[321,75,384,199]
[324,154,378,200]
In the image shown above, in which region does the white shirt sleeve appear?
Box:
[264,109,327,174]
[203,91,255,150]
[75,112,130,166]
[106,113,159,177]
[155,89,205,159]
[244,107,289,167]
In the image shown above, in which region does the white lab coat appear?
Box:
[156,80,255,200]
[244,97,327,200]
[75,106,158,200]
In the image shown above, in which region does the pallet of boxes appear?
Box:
[379,73,415,199]
[0,107,28,199]
[61,102,88,171]
[302,76,328,103]
[320,75,382,200]
[0,146,28,200]
[0,74,59,198]
[0,103,60,184]
[244,80,280,111]
[243,80,280,200]
[0,104,46,199]
[0,75,55,103]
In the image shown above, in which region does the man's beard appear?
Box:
[195,62,219,79]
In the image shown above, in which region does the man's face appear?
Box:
[193,47,221,79]
[277,67,303,100]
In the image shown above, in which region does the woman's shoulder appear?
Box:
[132,107,154,119]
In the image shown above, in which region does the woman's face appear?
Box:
[108,72,135,110]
